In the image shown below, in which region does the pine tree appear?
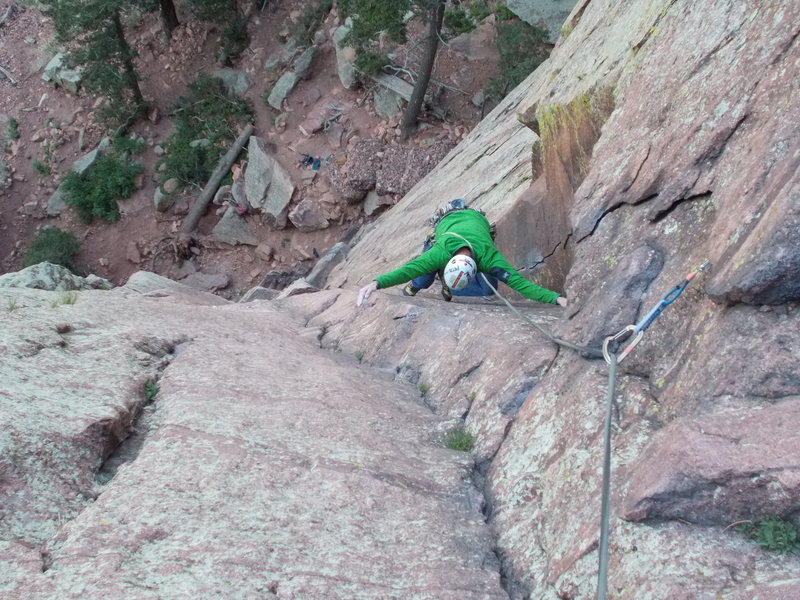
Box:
[42,0,146,128]
[340,0,446,139]
[158,0,180,38]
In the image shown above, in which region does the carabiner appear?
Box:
[603,325,642,364]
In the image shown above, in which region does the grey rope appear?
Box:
[478,272,616,599]
[479,273,604,358]
[597,351,617,600]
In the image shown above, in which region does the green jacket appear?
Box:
[374,210,560,304]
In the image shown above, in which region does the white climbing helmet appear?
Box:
[443,254,477,291]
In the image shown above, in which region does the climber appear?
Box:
[356,199,568,307]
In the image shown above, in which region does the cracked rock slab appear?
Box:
[622,399,800,525]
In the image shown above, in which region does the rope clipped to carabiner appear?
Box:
[596,260,710,600]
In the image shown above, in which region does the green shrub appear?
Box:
[494,4,515,20]
[23,226,81,270]
[33,159,50,176]
[469,1,491,22]
[62,152,143,223]
[218,17,250,64]
[354,51,390,76]
[445,428,475,452]
[737,518,800,555]
[487,20,549,100]
[7,117,20,140]
[59,291,79,305]
[144,380,160,403]
[444,8,475,35]
[112,135,146,156]
[160,73,253,188]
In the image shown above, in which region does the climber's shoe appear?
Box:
[402,283,420,297]
[441,284,453,302]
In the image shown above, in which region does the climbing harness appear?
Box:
[481,260,710,600]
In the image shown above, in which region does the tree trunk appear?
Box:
[112,11,145,108]
[180,124,254,234]
[400,0,445,140]
[159,0,180,38]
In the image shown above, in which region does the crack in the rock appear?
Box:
[621,144,651,193]
[40,549,52,573]
[771,24,800,67]
[577,193,659,243]
[518,234,572,272]
[696,115,748,165]
[455,361,482,386]
[684,19,743,82]
[652,190,712,222]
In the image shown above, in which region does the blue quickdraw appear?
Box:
[603,260,710,364]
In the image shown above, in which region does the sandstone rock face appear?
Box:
[5,0,800,598]
[325,0,800,597]
[1,283,508,600]
[623,400,800,525]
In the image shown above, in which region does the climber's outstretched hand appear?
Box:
[357,281,378,306]
[556,296,568,307]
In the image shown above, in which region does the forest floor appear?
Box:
[0,1,502,297]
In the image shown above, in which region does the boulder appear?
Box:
[41,53,67,83]
[211,206,259,246]
[41,52,82,91]
[374,141,454,197]
[332,20,358,89]
[212,68,250,96]
[373,86,403,120]
[180,271,230,292]
[448,22,501,63]
[293,46,316,80]
[363,189,394,216]
[329,139,385,202]
[153,186,175,212]
[0,263,108,291]
[305,242,348,288]
[267,71,299,110]
[276,277,318,299]
[238,286,280,302]
[288,197,329,232]
[48,138,113,216]
[122,271,229,306]
[244,137,296,227]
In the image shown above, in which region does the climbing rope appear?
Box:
[479,260,710,600]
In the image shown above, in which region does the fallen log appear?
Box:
[180,123,254,234]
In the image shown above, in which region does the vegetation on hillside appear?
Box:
[23,226,81,270]
[159,73,254,189]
